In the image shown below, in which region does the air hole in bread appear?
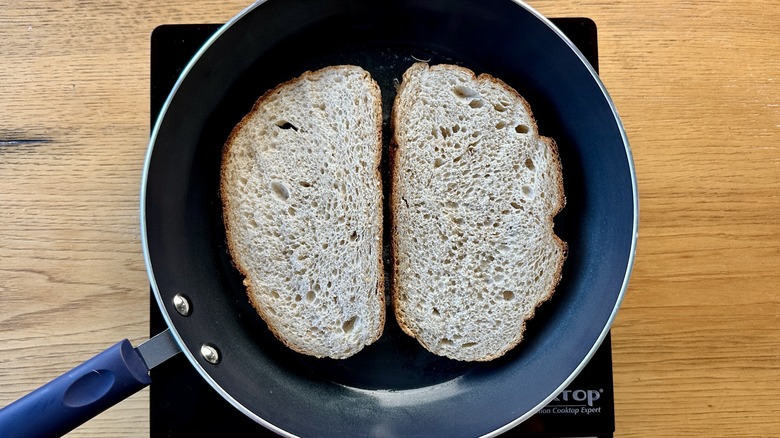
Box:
[495,121,507,129]
[287,206,296,216]
[440,126,452,138]
[432,308,440,317]
[433,157,445,168]
[452,124,460,133]
[453,85,479,99]
[349,231,358,241]
[522,185,533,197]
[313,102,326,110]
[270,182,289,200]
[270,290,280,299]
[439,338,454,346]
[275,120,299,131]
[493,103,507,112]
[502,291,515,301]
[444,200,458,209]
[452,217,464,225]
[342,316,358,333]
[462,342,478,348]
[515,124,530,134]
[469,99,485,109]
[524,158,535,171]
[299,181,312,187]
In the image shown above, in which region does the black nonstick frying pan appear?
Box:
[0,0,637,436]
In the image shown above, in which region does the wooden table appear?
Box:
[1,1,778,436]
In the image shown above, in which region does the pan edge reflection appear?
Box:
[335,375,466,408]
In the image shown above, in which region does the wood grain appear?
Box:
[1,1,778,437]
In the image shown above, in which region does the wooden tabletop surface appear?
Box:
[1,1,778,436]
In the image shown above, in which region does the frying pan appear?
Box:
[0,0,637,436]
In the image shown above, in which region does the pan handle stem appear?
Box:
[0,339,153,438]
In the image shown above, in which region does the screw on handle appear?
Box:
[0,340,151,438]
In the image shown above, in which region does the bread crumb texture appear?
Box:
[392,63,566,361]
[221,66,384,359]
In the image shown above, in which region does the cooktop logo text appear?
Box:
[538,388,604,416]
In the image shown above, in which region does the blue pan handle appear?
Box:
[0,330,180,438]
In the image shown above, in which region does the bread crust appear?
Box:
[391,63,567,361]
[220,65,385,359]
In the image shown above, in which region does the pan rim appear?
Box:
[140,0,639,436]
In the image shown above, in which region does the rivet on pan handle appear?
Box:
[200,344,221,364]
[173,293,192,316]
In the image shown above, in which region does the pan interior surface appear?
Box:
[143,0,636,436]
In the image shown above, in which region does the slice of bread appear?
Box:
[220,65,385,359]
[391,63,567,361]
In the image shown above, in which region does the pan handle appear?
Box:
[0,330,180,438]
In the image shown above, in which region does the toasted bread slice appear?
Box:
[220,65,385,359]
[391,63,567,361]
